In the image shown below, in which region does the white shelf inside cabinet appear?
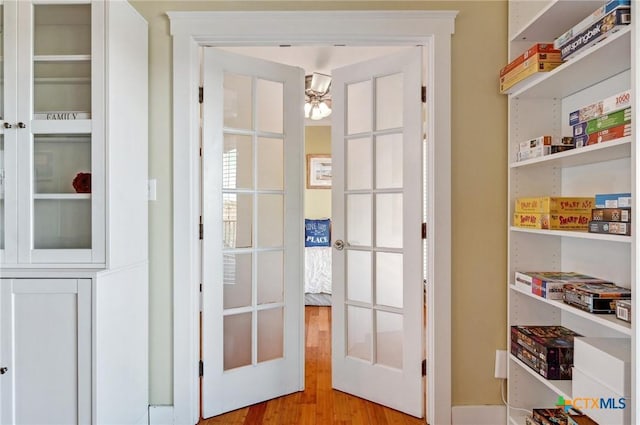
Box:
[34,193,91,200]
[511,354,572,399]
[34,54,91,62]
[510,227,632,243]
[510,138,631,169]
[511,1,608,42]
[505,27,631,98]
[511,285,632,335]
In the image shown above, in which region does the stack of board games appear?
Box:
[513,196,594,230]
[516,135,575,162]
[570,90,631,148]
[588,192,631,236]
[514,271,611,300]
[554,0,631,61]
[563,281,631,314]
[525,408,600,425]
[511,325,581,380]
[499,43,563,93]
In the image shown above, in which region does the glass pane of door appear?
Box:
[221,73,286,373]
[33,4,91,118]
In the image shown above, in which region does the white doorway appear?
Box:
[169,10,456,425]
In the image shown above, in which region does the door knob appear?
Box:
[333,239,345,251]
[0,367,7,375]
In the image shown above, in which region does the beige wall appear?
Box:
[305,126,332,219]
[130,0,507,408]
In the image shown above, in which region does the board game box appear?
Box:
[572,106,631,137]
[591,207,630,222]
[616,299,631,322]
[517,271,611,300]
[595,192,631,208]
[560,7,631,61]
[574,122,631,147]
[511,340,573,379]
[569,89,631,125]
[588,220,631,236]
[500,43,561,77]
[510,325,581,364]
[555,0,631,49]
[513,212,591,230]
[533,408,572,425]
[563,282,631,313]
[515,197,594,213]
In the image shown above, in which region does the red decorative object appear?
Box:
[73,172,91,193]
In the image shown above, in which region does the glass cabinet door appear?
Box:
[17,1,96,263]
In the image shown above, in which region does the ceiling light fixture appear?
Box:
[304,72,332,120]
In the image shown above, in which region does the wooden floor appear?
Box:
[200,306,425,425]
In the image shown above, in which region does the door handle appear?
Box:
[3,122,12,129]
[333,239,345,251]
[0,367,7,375]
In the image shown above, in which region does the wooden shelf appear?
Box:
[34,54,91,62]
[511,285,631,335]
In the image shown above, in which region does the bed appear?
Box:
[304,219,332,306]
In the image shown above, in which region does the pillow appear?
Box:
[305,219,331,247]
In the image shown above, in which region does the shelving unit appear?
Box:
[506,1,637,424]
[0,1,149,424]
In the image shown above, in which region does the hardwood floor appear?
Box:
[200,306,425,425]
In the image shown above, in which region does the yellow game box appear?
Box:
[513,212,592,230]
[515,197,595,213]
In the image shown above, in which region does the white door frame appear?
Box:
[168,10,456,425]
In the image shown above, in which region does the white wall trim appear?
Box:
[451,405,507,425]
[148,405,174,425]
[168,10,456,425]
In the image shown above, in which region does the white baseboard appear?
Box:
[149,405,174,425]
[452,405,507,425]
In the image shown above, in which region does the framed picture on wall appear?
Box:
[306,154,332,189]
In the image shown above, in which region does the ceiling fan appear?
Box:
[304,72,332,120]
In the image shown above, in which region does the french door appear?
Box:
[330,47,424,418]
[200,48,305,418]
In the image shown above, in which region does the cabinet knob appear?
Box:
[0,367,7,375]
[17,122,25,128]
[3,122,12,129]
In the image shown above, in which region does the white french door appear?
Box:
[330,47,424,418]
[200,48,305,418]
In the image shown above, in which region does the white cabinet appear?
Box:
[506,1,637,424]
[0,279,92,425]
[0,1,148,424]
[0,0,148,267]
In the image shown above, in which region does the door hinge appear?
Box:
[199,360,204,377]
[199,86,203,104]
[422,359,427,376]
[421,86,427,103]
[422,223,427,239]
[199,283,203,312]
[199,216,203,240]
